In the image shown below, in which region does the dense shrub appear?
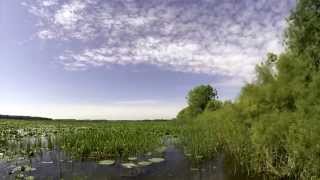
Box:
[178,0,320,178]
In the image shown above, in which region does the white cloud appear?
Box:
[38,30,55,39]
[22,0,295,81]
[54,0,86,29]
[42,0,58,7]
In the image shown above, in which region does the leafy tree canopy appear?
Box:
[187,85,217,111]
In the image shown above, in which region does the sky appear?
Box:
[0,0,295,120]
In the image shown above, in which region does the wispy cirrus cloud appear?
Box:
[21,0,295,81]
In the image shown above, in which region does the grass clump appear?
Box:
[56,121,180,159]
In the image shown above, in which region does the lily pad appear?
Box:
[155,146,167,153]
[138,161,152,166]
[98,160,115,165]
[128,157,137,161]
[9,166,21,174]
[191,167,200,171]
[26,176,35,180]
[121,163,136,168]
[148,157,165,163]
[25,166,36,172]
[41,161,53,164]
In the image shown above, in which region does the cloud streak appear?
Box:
[22,0,295,81]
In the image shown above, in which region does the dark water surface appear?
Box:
[0,145,259,180]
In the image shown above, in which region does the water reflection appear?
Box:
[1,145,258,180]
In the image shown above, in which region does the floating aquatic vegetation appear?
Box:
[25,176,35,180]
[121,163,137,168]
[24,166,36,172]
[148,158,165,163]
[41,161,53,164]
[57,121,179,160]
[190,167,200,171]
[128,157,137,161]
[155,146,167,153]
[0,119,181,162]
[9,166,21,174]
[98,160,115,165]
[137,161,152,166]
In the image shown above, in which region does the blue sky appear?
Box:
[0,0,295,119]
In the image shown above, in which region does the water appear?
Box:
[0,145,259,180]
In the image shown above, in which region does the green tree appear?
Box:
[286,0,320,70]
[284,0,320,114]
[177,85,218,120]
[178,0,320,178]
[187,85,217,111]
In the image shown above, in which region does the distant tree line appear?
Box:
[0,114,52,121]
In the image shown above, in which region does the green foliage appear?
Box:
[286,0,320,70]
[177,85,220,121]
[187,85,217,111]
[176,106,201,121]
[178,0,320,179]
[0,119,181,160]
[59,123,175,159]
[205,100,222,112]
[2,1,320,179]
